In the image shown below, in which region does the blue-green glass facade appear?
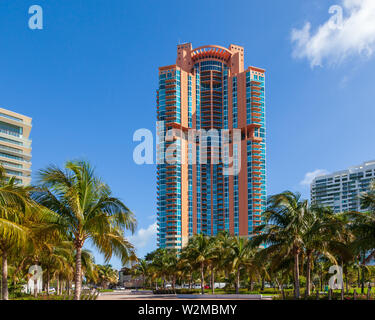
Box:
[157,44,266,249]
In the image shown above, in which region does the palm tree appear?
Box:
[79,249,97,293]
[185,234,213,295]
[32,160,137,300]
[348,181,375,263]
[163,250,179,291]
[134,259,149,289]
[228,237,252,294]
[177,258,193,289]
[39,240,72,295]
[244,249,262,292]
[256,256,271,292]
[206,236,222,295]
[216,232,234,289]
[150,248,170,288]
[0,166,35,300]
[302,206,346,296]
[252,191,309,299]
[96,264,118,289]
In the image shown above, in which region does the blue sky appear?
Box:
[1,0,375,269]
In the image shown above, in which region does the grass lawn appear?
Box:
[13,295,68,300]
[154,286,375,297]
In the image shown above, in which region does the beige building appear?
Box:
[0,108,32,185]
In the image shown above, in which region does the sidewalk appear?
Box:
[97,291,272,300]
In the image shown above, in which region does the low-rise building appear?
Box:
[311,160,375,213]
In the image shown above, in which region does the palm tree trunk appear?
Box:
[357,267,360,287]
[361,253,366,294]
[250,276,254,291]
[294,250,300,299]
[46,270,50,296]
[211,267,215,295]
[67,279,70,295]
[345,276,349,293]
[59,275,63,295]
[56,275,60,295]
[306,253,312,297]
[261,277,265,291]
[1,250,8,300]
[236,267,240,294]
[343,265,348,293]
[34,275,38,298]
[200,262,204,295]
[74,245,83,300]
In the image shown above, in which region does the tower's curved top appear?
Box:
[191,45,233,63]
[176,43,245,74]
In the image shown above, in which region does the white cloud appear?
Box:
[300,169,330,186]
[128,222,157,250]
[291,0,375,67]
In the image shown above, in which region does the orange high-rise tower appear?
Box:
[157,44,266,251]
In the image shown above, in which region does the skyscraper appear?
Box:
[0,108,32,185]
[157,44,266,251]
[311,160,375,213]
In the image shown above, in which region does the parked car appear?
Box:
[48,288,56,293]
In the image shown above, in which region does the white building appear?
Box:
[0,107,32,185]
[311,160,375,213]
